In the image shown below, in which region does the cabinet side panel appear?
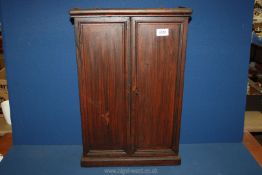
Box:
[133,22,180,149]
[78,22,128,150]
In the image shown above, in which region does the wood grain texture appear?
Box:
[71,8,191,167]
[70,8,192,17]
[132,18,181,151]
[76,17,130,154]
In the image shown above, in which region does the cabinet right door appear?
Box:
[131,17,188,155]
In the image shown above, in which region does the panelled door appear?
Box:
[130,17,187,154]
[76,17,130,155]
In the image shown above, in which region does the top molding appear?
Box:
[70,8,192,17]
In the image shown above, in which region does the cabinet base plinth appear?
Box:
[81,155,181,167]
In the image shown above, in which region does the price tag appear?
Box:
[156,29,169,36]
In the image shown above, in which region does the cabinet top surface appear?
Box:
[70,8,192,17]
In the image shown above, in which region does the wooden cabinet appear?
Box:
[70,8,192,167]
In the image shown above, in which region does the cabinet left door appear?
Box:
[74,17,130,156]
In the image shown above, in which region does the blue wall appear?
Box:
[0,0,253,145]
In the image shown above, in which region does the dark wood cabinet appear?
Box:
[70,8,192,167]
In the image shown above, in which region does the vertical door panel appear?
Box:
[131,17,182,150]
[77,17,130,152]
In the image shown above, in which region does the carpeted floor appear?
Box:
[0,144,261,175]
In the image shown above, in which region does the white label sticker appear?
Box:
[156,28,169,36]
